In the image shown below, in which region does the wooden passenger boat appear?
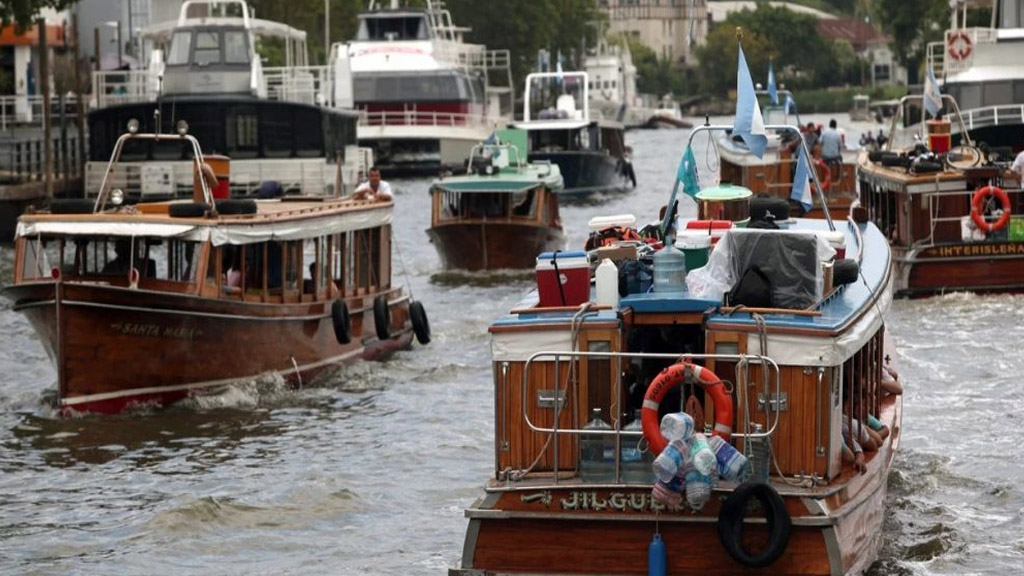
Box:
[1,126,430,414]
[452,124,902,576]
[857,94,1024,296]
[717,91,858,220]
[427,140,565,270]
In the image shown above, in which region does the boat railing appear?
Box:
[91,70,164,110]
[0,94,82,132]
[884,94,973,152]
[262,65,333,106]
[516,350,781,485]
[0,134,84,184]
[906,186,1024,249]
[357,108,491,129]
[84,157,339,200]
[925,27,998,78]
[956,104,1024,133]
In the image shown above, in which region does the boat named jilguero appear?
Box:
[1,122,429,414]
[427,134,565,270]
[452,125,903,576]
[858,93,1024,296]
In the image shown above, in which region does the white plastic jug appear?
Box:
[595,259,619,307]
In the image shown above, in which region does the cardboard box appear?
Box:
[593,243,638,264]
[536,251,590,307]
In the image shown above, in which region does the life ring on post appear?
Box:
[813,158,831,191]
[641,361,734,456]
[947,30,973,61]
[717,481,792,568]
[970,185,1011,233]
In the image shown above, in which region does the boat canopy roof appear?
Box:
[512,120,591,131]
[141,17,307,45]
[17,201,391,247]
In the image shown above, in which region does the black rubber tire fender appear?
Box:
[717,481,792,568]
[215,199,258,215]
[49,199,95,214]
[880,153,906,167]
[168,202,211,218]
[912,160,943,174]
[832,259,860,286]
[331,299,352,345]
[410,300,431,345]
[373,294,391,341]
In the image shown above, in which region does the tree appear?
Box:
[0,0,79,32]
[626,37,685,97]
[870,0,948,82]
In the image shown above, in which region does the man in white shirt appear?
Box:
[1012,149,1024,186]
[353,167,393,202]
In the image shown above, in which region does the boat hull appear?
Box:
[529,151,629,199]
[894,242,1024,296]
[454,396,900,576]
[427,222,566,270]
[4,281,412,413]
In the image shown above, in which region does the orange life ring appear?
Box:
[948,30,973,61]
[641,361,734,455]
[813,158,831,191]
[970,185,1011,232]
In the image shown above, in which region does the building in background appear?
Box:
[816,18,907,87]
[0,10,68,122]
[598,0,708,66]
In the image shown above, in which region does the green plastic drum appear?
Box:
[695,183,752,227]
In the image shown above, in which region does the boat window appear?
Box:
[353,72,468,103]
[167,31,192,66]
[227,110,259,158]
[959,83,982,110]
[1016,81,1024,105]
[356,14,430,41]
[511,189,537,218]
[983,82,1013,107]
[263,114,294,158]
[223,31,249,64]
[193,31,221,66]
[284,241,302,293]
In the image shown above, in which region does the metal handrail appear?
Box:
[884,94,974,152]
[94,132,210,211]
[686,123,835,231]
[358,108,491,128]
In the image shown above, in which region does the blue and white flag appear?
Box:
[678,145,700,198]
[733,45,768,159]
[556,51,564,85]
[767,61,779,105]
[923,66,943,118]
[784,93,802,126]
[790,143,814,213]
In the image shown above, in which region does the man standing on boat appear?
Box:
[1012,149,1024,184]
[353,167,393,202]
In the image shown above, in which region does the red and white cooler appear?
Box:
[536,251,590,307]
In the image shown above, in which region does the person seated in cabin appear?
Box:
[102,239,156,278]
[511,190,536,216]
[352,167,393,202]
[222,247,242,294]
[881,364,904,396]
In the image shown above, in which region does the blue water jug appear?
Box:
[648,533,667,576]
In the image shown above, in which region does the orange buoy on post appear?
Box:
[971,186,1011,233]
[193,155,231,202]
[641,361,734,455]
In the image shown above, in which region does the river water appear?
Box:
[2,117,1023,575]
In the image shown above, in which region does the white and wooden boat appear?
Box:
[427,137,565,270]
[452,124,902,576]
[858,93,1024,296]
[1,123,430,414]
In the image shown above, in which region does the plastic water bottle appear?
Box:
[652,439,690,482]
[689,433,717,477]
[684,469,713,511]
[653,246,686,292]
[660,412,694,443]
[748,423,771,482]
[708,435,750,482]
[648,533,667,576]
[595,259,619,308]
[621,410,653,483]
[580,408,615,482]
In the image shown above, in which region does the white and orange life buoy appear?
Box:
[813,158,831,191]
[641,361,734,455]
[971,185,1011,232]
[947,30,973,61]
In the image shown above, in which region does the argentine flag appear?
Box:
[790,144,814,213]
[733,45,768,158]
[767,61,779,105]
[678,145,700,199]
[923,67,943,118]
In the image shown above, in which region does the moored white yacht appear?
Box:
[925,0,1024,154]
[344,0,513,173]
[88,0,367,201]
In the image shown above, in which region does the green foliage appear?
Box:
[247,0,364,65]
[0,0,79,32]
[697,4,834,95]
[870,0,948,78]
[625,37,686,97]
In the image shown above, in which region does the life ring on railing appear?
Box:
[970,185,1011,232]
[813,158,831,191]
[641,361,734,455]
[947,30,973,61]
[717,481,792,568]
